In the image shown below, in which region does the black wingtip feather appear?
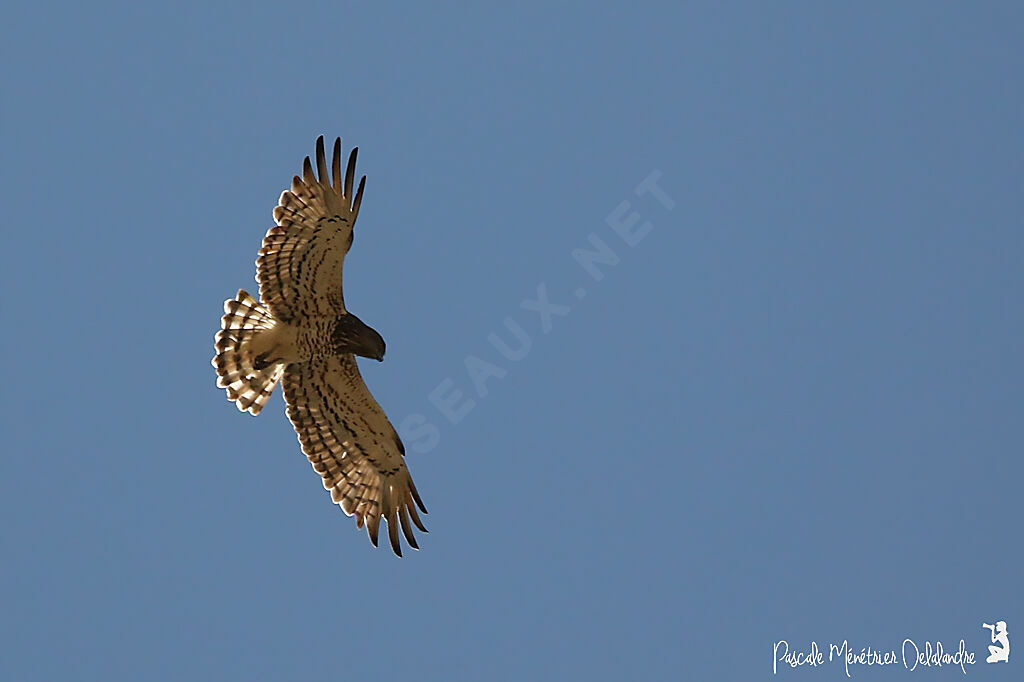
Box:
[344,147,358,200]
[399,506,419,549]
[409,480,428,514]
[388,516,402,557]
[352,176,366,215]
[406,496,428,533]
[331,137,342,190]
[315,135,328,183]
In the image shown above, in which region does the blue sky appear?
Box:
[3,3,1021,680]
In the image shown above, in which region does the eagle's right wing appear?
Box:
[282,354,427,556]
[256,136,366,322]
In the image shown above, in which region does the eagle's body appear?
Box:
[212,136,426,556]
[247,313,383,368]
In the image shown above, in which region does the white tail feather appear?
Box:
[212,289,283,415]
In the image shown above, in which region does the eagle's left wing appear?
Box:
[282,354,427,556]
[256,136,366,322]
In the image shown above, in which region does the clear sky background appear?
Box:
[3,3,1021,681]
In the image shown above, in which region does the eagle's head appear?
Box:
[361,323,386,362]
[333,313,386,362]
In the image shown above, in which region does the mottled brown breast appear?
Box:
[293,317,337,360]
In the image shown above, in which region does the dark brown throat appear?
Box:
[330,314,384,359]
[331,314,364,355]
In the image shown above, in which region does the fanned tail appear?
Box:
[212,289,284,415]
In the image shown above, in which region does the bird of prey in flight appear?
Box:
[213,136,426,556]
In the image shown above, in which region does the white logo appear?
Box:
[982,621,1010,663]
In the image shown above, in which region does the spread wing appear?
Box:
[282,354,428,556]
[256,136,366,322]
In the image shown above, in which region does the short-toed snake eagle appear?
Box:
[213,136,426,556]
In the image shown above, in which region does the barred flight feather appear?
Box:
[256,135,365,323]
